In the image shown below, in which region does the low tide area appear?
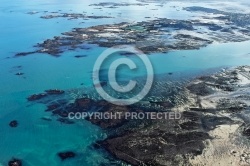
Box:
[1,0,250,165]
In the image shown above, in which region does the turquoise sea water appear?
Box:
[1,0,250,165]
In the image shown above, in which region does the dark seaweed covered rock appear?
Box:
[182,111,200,122]
[9,120,18,128]
[15,51,36,56]
[93,109,214,165]
[46,103,61,111]
[8,158,22,166]
[74,98,94,111]
[52,109,69,118]
[86,104,131,129]
[99,129,210,165]
[45,89,64,95]
[27,93,47,101]
[201,115,234,130]
[243,127,250,137]
[58,151,76,160]
[187,67,242,96]
[242,124,250,138]
[186,82,214,96]
[92,142,102,149]
[32,96,96,124]
[217,98,247,113]
[27,89,64,101]
[180,121,201,130]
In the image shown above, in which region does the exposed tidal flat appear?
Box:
[1,0,250,165]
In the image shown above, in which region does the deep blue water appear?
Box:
[1,0,250,165]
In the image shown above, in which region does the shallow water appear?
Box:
[1,0,250,165]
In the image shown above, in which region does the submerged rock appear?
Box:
[74,55,87,58]
[52,109,69,118]
[45,89,65,95]
[15,51,36,56]
[57,118,74,124]
[58,151,76,160]
[8,158,22,166]
[119,52,135,56]
[15,72,24,76]
[41,117,52,121]
[9,120,18,128]
[27,93,47,101]
[27,89,65,101]
[46,103,61,111]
